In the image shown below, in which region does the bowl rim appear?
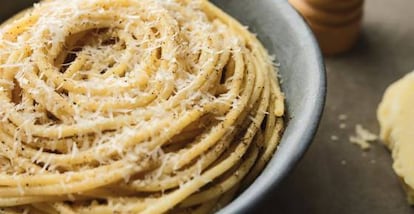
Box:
[216,0,327,213]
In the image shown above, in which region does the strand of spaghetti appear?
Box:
[0,161,146,196]
[1,14,39,41]
[50,203,77,214]
[0,195,86,207]
[73,197,151,214]
[31,203,59,214]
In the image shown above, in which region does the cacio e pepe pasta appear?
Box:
[0,0,285,213]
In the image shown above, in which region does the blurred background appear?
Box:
[1,0,414,213]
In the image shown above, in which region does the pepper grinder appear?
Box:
[289,0,364,55]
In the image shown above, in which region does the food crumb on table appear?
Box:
[349,124,378,150]
[331,135,339,141]
[338,114,348,121]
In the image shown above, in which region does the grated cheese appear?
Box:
[349,124,378,150]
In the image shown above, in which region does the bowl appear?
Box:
[0,0,326,213]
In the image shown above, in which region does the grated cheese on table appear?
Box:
[349,124,378,150]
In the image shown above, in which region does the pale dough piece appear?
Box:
[378,71,414,204]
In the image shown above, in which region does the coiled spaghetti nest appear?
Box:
[0,0,284,213]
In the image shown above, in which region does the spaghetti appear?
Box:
[0,0,285,213]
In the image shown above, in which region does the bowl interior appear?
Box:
[210,0,325,213]
[0,1,326,213]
